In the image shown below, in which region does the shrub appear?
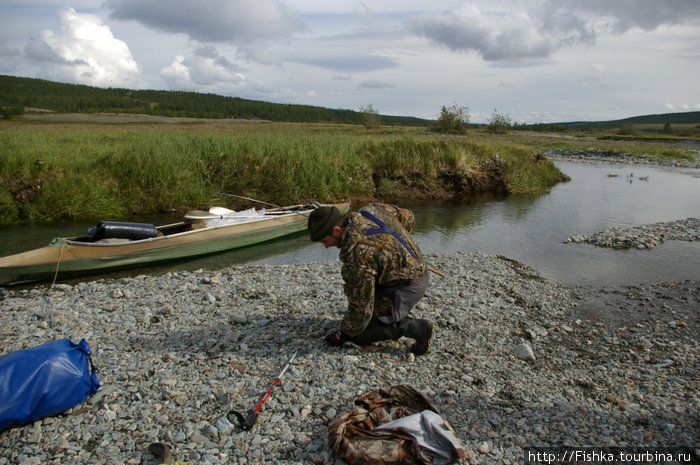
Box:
[359,104,381,130]
[432,104,470,134]
[486,109,512,134]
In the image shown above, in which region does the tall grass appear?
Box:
[0,123,568,224]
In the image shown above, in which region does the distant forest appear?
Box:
[1,74,698,131]
[0,75,430,126]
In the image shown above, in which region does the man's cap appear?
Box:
[308,206,342,241]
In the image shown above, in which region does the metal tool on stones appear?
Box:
[229,351,298,431]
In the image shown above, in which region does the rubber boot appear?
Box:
[349,322,403,346]
[398,318,435,356]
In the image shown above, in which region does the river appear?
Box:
[1,160,698,287]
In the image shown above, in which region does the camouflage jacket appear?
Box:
[328,384,465,464]
[338,203,426,336]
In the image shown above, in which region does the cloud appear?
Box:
[0,39,21,73]
[160,44,245,90]
[356,79,394,90]
[105,0,305,45]
[290,53,399,72]
[353,2,370,17]
[540,0,700,35]
[23,7,142,87]
[407,3,552,61]
[407,1,700,63]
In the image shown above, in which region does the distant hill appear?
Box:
[527,111,700,132]
[0,74,430,126]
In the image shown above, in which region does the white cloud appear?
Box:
[24,7,142,87]
[160,45,246,91]
[160,55,192,89]
[353,2,371,17]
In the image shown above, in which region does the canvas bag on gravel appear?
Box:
[328,384,464,465]
[0,338,100,431]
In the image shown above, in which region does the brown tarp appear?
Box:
[328,384,465,465]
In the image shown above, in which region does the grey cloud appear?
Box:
[407,5,552,61]
[160,43,245,90]
[194,44,218,59]
[0,40,21,73]
[541,0,700,34]
[104,0,305,44]
[237,46,281,66]
[291,54,399,72]
[24,39,71,64]
[357,79,394,90]
[0,40,19,58]
[407,1,700,63]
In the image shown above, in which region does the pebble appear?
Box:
[1,249,698,464]
[513,343,535,361]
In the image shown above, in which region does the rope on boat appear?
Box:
[47,240,65,291]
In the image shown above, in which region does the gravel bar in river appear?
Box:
[565,217,700,250]
[1,251,697,465]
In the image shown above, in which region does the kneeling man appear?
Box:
[308,203,434,355]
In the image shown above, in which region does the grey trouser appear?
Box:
[376,272,430,324]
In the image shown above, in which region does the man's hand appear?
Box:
[324,329,348,347]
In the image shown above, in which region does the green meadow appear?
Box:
[0,120,694,224]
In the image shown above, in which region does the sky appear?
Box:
[1,1,699,124]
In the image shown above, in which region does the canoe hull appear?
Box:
[0,202,349,286]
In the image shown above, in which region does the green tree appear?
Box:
[432,104,470,134]
[486,108,512,134]
[360,104,381,129]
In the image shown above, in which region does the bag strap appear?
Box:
[360,210,420,263]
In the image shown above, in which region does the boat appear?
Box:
[0,202,350,286]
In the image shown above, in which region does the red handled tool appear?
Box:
[229,350,298,430]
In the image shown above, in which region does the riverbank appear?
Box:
[1,251,697,465]
[0,124,568,224]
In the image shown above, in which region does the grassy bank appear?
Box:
[2,122,567,224]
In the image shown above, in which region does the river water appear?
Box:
[1,161,698,287]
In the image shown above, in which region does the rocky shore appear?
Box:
[565,217,700,250]
[1,251,698,465]
[544,148,700,169]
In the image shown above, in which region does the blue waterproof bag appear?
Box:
[0,338,100,431]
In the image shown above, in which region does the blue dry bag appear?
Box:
[0,338,100,431]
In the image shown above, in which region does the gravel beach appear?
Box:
[1,251,698,465]
[1,148,699,464]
